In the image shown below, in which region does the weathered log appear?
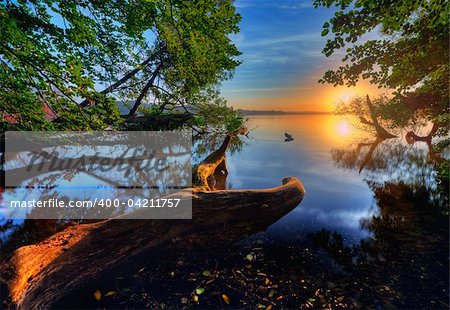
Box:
[2,177,305,309]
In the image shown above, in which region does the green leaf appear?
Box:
[195,287,205,295]
[202,270,211,277]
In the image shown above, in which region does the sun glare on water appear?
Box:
[328,118,354,143]
[321,116,358,147]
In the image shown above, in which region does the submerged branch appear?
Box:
[195,128,247,191]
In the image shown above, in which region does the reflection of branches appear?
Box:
[357,138,384,173]
[5,131,193,188]
[3,144,192,221]
[405,123,443,160]
[309,180,448,287]
[308,180,449,308]
[332,138,386,173]
[81,170,123,188]
[7,150,190,186]
[333,93,448,180]
[331,135,449,207]
[192,133,245,161]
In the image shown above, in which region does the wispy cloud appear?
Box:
[277,2,313,9]
[224,87,300,93]
[222,0,341,107]
[237,33,321,48]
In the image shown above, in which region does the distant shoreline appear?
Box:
[237,109,334,116]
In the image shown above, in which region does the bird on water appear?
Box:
[284,133,294,142]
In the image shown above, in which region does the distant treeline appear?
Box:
[237,109,333,116]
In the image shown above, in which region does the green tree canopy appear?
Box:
[315,0,449,135]
[0,0,241,130]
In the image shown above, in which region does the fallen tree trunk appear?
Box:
[2,177,305,309]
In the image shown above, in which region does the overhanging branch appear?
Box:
[126,64,162,117]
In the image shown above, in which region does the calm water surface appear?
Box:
[225,115,375,245]
[1,115,448,309]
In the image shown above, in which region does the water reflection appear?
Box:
[309,179,448,308]
[194,115,449,307]
[1,115,448,309]
[224,115,376,244]
[3,131,192,218]
[0,131,192,251]
[331,134,449,206]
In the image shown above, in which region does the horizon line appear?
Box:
[236,109,334,114]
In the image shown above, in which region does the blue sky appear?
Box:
[221,0,380,111]
[44,0,379,112]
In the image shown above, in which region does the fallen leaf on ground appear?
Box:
[202,270,211,277]
[105,291,115,297]
[93,290,101,301]
[195,287,205,295]
[222,293,230,304]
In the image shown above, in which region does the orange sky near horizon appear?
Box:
[220,1,392,113]
[228,79,386,112]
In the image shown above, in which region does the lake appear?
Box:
[186,114,448,309]
[224,115,376,245]
[1,114,448,309]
